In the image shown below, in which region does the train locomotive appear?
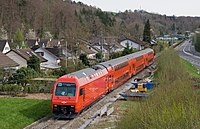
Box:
[51,48,154,118]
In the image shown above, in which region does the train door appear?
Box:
[129,65,132,77]
[144,54,149,66]
[132,64,135,76]
[79,88,85,108]
[108,74,114,92]
[145,58,148,67]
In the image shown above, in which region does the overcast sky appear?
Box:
[73,0,200,17]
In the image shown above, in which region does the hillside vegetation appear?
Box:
[0,0,200,44]
[116,48,200,129]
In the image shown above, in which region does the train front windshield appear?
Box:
[55,82,76,96]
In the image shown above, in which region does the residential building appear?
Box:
[0,40,11,54]
[120,38,145,50]
[0,52,19,69]
[79,44,98,59]
[34,47,61,69]
[27,39,49,48]
[6,48,46,68]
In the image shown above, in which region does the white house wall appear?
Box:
[35,48,59,64]
[2,42,11,54]
[6,51,27,68]
[120,40,141,50]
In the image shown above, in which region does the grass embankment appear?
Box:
[0,98,51,129]
[181,58,200,78]
[116,48,200,129]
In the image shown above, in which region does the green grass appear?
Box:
[181,58,200,78]
[0,98,51,129]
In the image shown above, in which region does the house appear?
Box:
[156,35,178,40]
[26,39,39,48]
[120,38,146,50]
[27,39,49,48]
[79,44,98,59]
[39,39,49,48]
[46,47,63,58]
[89,37,124,53]
[6,48,47,68]
[0,40,11,54]
[0,52,19,69]
[34,47,61,69]
[46,39,61,48]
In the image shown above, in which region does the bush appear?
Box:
[0,84,21,95]
[27,81,54,93]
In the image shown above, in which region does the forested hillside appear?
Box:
[0,0,200,45]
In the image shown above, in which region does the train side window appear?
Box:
[109,75,112,81]
[80,88,84,96]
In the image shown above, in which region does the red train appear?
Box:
[51,48,154,118]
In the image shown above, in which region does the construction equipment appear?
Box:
[119,81,157,100]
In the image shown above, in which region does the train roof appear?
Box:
[63,48,153,79]
[68,65,106,79]
[100,48,153,68]
[126,48,153,59]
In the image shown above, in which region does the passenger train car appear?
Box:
[51,48,154,118]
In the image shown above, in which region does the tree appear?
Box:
[95,52,101,60]
[0,68,5,84]
[10,67,37,92]
[52,66,67,77]
[122,44,134,56]
[110,51,121,59]
[27,55,40,72]
[79,53,90,66]
[13,28,25,48]
[194,33,200,52]
[143,19,151,43]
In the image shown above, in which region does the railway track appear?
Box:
[25,116,70,129]
[25,64,156,129]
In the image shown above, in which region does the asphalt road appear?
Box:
[177,40,200,71]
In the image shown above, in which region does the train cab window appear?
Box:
[80,88,84,96]
[55,82,76,96]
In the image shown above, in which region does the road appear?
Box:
[177,40,200,71]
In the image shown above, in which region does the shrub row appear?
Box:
[0,81,54,95]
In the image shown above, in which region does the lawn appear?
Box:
[0,98,51,129]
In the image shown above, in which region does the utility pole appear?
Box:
[66,40,68,67]
[100,31,103,62]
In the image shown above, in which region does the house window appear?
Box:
[38,52,44,56]
[5,47,9,50]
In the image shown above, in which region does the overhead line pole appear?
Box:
[66,40,68,67]
[100,31,103,62]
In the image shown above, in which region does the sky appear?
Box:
[73,0,200,17]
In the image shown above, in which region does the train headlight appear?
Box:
[54,105,58,107]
